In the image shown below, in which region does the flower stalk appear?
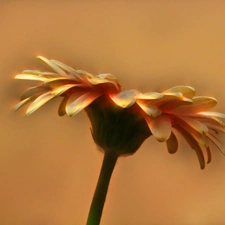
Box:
[86,153,118,225]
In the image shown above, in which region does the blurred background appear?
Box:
[1,1,225,224]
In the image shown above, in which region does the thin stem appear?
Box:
[86,153,118,225]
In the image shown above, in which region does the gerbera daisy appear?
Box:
[14,56,225,225]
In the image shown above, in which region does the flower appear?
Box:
[14,56,225,169]
[14,56,151,157]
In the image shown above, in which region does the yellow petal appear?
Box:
[22,70,42,75]
[198,111,225,118]
[173,96,217,113]
[75,70,94,78]
[14,98,32,112]
[172,116,209,147]
[166,131,178,154]
[87,77,114,85]
[22,70,58,78]
[187,114,225,126]
[146,114,171,142]
[163,85,196,98]
[51,84,80,96]
[138,103,162,117]
[66,92,101,116]
[15,74,47,81]
[206,132,225,155]
[26,92,55,116]
[178,116,208,134]
[36,56,67,77]
[50,60,75,74]
[159,98,193,111]
[58,97,69,116]
[206,146,212,164]
[21,86,49,100]
[136,92,164,100]
[43,78,82,88]
[110,90,138,108]
[147,94,191,109]
[174,124,205,169]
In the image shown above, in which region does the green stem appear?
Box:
[86,153,118,225]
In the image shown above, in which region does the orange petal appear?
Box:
[146,114,171,142]
[110,90,138,108]
[66,92,101,116]
[163,85,196,98]
[26,92,55,116]
[166,131,178,154]
[36,56,67,77]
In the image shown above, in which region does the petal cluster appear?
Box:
[135,86,225,169]
[14,56,122,116]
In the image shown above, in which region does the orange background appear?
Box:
[1,1,225,224]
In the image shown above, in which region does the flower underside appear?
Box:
[14,56,225,169]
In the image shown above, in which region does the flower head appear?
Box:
[14,56,225,169]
